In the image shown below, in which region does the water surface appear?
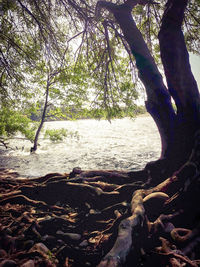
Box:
[0,115,161,177]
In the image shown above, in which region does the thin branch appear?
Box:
[16,0,47,43]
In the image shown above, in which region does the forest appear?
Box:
[0,0,200,266]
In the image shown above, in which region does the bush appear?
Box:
[44,128,79,142]
[0,106,36,144]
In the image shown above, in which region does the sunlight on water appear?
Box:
[0,115,161,177]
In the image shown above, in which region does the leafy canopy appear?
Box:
[0,0,200,140]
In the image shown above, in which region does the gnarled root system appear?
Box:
[0,135,200,266]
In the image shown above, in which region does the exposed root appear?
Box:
[0,135,200,267]
[157,237,199,267]
[98,190,145,266]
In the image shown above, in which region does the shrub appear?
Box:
[44,128,79,142]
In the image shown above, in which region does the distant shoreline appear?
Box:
[44,111,149,122]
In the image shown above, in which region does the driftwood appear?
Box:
[0,133,200,266]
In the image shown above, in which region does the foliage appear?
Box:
[85,104,145,119]
[44,128,67,142]
[0,0,199,145]
[0,0,147,123]
[0,106,36,144]
[44,128,79,142]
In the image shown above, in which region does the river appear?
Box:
[0,115,161,177]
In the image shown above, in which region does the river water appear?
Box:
[0,115,161,177]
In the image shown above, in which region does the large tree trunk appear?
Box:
[96,0,200,178]
[158,0,200,167]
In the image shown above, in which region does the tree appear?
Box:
[95,0,200,179]
[2,0,198,168]
[30,65,58,153]
[0,0,200,266]
[0,0,140,150]
[29,55,89,152]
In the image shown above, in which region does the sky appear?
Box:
[190,53,200,89]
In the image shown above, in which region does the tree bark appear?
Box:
[31,75,50,152]
[158,0,200,166]
[112,5,177,162]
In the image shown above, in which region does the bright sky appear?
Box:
[190,53,200,90]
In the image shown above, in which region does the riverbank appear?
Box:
[1,152,199,267]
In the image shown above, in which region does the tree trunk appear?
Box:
[30,118,45,152]
[158,0,200,166]
[31,76,50,152]
[96,0,200,177]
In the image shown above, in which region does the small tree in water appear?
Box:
[30,53,89,152]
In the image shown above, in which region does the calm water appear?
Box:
[0,115,161,177]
